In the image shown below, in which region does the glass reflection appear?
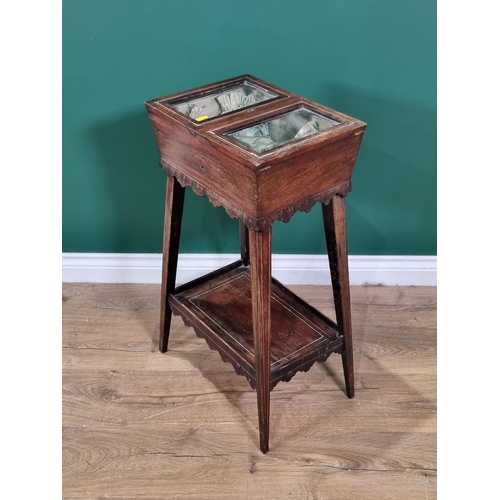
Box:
[168,83,276,121]
[226,109,340,153]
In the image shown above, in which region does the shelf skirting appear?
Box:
[169,265,343,390]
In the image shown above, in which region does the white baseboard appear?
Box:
[62,253,436,286]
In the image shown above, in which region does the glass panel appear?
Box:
[167,83,277,121]
[225,108,340,153]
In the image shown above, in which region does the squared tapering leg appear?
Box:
[322,195,355,398]
[159,176,185,353]
[240,221,250,266]
[249,228,272,453]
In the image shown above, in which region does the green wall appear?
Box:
[63,0,436,255]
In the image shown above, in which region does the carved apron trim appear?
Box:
[160,159,351,231]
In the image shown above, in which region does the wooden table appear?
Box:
[145,75,366,453]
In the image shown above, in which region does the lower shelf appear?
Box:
[169,265,344,389]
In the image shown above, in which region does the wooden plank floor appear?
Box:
[63,283,436,500]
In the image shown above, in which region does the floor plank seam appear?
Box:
[62,346,154,353]
[313,465,437,473]
[62,284,436,498]
[136,452,241,458]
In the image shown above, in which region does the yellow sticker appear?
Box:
[195,115,209,122]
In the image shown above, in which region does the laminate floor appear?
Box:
[62,283,436,500]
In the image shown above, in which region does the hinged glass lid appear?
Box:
[165,82,277,121]
[224,108,341,153]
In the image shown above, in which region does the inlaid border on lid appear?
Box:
[145,74,291,127]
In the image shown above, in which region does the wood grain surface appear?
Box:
[159,176,185,353]
[169,266,343,392]
[145,75,366,231]
[63,283,436,499]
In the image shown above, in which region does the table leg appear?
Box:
[159,176,185,353]
[240,221,250,266]
[322,195,355,398]
[249,228,272,453]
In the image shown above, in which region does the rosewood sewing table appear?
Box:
[145,75,366,454]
